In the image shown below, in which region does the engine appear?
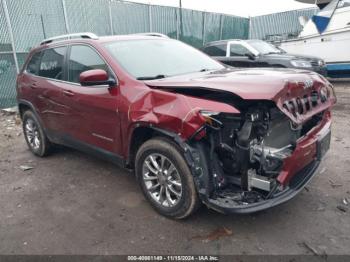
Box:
[192,102,324,204]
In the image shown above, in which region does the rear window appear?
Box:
[26,52,42,75]
[39,47,66,80]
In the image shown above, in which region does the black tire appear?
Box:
[135,137,201,219]
[22,110,51,157]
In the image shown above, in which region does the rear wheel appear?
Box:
[135,138,201,219]
[22,110,51,157]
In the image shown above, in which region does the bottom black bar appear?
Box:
[0,255,349,262]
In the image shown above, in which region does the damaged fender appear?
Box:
[124,88,239,203]
[126,88,240,140]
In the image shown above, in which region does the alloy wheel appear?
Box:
[142,153,183,207]
[25,118,41,150]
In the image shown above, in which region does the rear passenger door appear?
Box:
[37,46,69,134]
[61,44,120,154]
[24,46,68,134]
[21,51,43,110]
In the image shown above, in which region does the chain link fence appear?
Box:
[0,0,315,108]
[0,0,250,108]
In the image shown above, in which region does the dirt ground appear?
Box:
[0,82,349,256]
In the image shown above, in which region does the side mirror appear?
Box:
[79,69,116,87]
[245,53,256,60]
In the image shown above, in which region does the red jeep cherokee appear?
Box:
[17,33,336,219]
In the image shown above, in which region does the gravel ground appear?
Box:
[0,82,349,256]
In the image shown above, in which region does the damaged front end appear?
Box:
[183,98,334,214]
[142,72,336,213]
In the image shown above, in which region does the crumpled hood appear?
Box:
[145,68,336,124]
[144,68,327,101]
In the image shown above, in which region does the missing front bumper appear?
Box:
[183,110,331,215]
[204,160,320,214]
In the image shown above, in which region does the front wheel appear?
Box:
[135,138,201,219]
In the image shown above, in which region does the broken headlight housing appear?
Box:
[199,111,222,128]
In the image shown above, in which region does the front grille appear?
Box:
[283,88,329,117]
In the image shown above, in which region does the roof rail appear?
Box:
[40,32,99,45]
[131,32,169,38]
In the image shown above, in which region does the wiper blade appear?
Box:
[137,74,167,80]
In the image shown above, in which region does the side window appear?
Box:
[26,52,42,75]
[39,47,66,80]
[203,44,227,56]
[68,45,109,83]
[230,44,251,57]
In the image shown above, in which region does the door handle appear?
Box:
[63,90,75,97]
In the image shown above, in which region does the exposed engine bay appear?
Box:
[188,100,325,208]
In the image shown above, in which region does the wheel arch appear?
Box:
[18,100,48,133]
[18,100,39,119]
[126,124,186,169]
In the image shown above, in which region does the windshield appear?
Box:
[247,40,283,55]
[105,39,224,79]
